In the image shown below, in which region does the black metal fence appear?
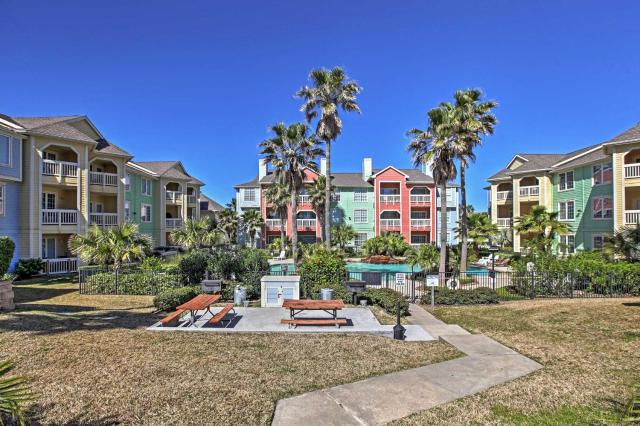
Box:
[78,265,183,295]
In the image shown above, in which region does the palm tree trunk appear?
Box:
[324,141,332,248]
[279,215,286,252]
[439,181,448,275]
[459,165,468,273]
[291,189,298,262]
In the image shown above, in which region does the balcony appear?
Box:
[90,213,118,227]
[166,218,183,229]
[519,186,539,198]
[296,219,316,229]
[410,194,431,204]
[42,160,79,185]
[42,209,78,225]
[187,195,197,204]
[410,218,431,228]
[166,191,183,204]
[380,218,401,229]
[496,191,513,201]
[625,210,640,225]
[90,171,118,187]
[42,257,78,275]
[625,164,640,179]
[298,194,311,204]
[497,218,512,227]
[266,218,286,229]
[379,194,401,204]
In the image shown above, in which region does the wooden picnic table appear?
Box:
[177,294,221,325]
[281,299,346,327]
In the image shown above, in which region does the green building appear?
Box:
[332,173,376,248]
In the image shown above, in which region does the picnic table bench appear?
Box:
[174,294,221,326]
[281,299,346,328]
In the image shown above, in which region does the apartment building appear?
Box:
[0,113,205,273]
[487,122,640,254]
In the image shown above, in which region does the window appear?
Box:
[592,196,613,219]
[124,173,130,191]
[42,237,56,259]
[42,192,56,210]
[43,151,56,161]
[559,234,575,255]
[592,234,605,250]
[558,200,575,221]
[244,188,256,202]
[331,191,340,202]
[0,135,10,166]
[411,234,427,244]
[354,189,368,202]
[0,185,4,215]
[125,201,130,221]
[141,204,151,222]
[354,233,368,248]
[558,171,574,191]
[200,201,209,210]
[354,209,368,223]
[141,178,152,196]
[592,163,612,186]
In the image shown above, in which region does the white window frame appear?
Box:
[141,203,152,223]
[558,200,575,221]
[559,234,576,255]
[42,237,56,259]
[353,209,368,224]
[592,163,612,186]
[0,185,4,216]
[558,171,574,192]
[244,188,256,202]
[592,234,605,251]
[124,173,130,191]
[353,189,368,202]
[125,201,130,221]
[411,234,428,245]
[592,196,613,220]
[42,192,56,210]
[354,233,368,248]
[141,178,152,196]
[0,134,12,167]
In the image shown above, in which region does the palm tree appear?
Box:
[265,183,289,248]
[606,224,640,260]
[514,205,569,252]
[406,244,440,273]
[0,359,31,426]
[308,175,334,242]
[218,207,239,244]
[407,104,458,275]
[241,209,263,248]
[170,217,220,250]
[69,223,151,269]
[449,89,498,272]
[457,211,499,259]
[259,122,323,262]
[332,224,356,249]
[297,66,362,248]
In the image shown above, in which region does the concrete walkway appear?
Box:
[272,304,542,425]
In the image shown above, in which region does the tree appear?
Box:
[407,104,458,274]
[0,359,31,426]
[69,223,151,269]
[259,122,323,262]
[605,224,640,260]
[514,205,569,252]
[241,209,263,248]
[170,217,220,250]
[362,233,411,257]
[449,89,498,272]
[332,224,356,250]
[297,66,362,248]
[406,244,440,272]
[308,175,334,242]
[457,211,499,258]
[218,207,239,244]
[265,183,289,248]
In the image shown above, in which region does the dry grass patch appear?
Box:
[1,279,459,425]
[393,298,640,425]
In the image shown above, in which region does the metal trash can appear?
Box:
[320,288,333,300]
[234,286,247,306]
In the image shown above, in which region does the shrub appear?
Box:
[362,287,409,316]
[425,287,500,305]
[299,249,349,302]
[0,237,15,277]
[85,270,182,295]
[220,279,241,301]
[140,256,163,272]
[153,286,199,311]
[15,258,44,280]
[178,250,211,284]
[208,249,244,280]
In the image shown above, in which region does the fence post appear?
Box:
[570,272,574,299]
[530,271,536,299]
[115,267,119,295]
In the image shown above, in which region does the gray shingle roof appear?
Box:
[12,116,82,129]
[235,176,260,188]
[372,167,434,184]
[135,160,201,183]
[95,139,131,157]
[604,123,640,145]
[200,194,224,212]
[28,121,97,143]
[332,173,372,188]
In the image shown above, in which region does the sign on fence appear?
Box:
[425,275,439,287]
[395,273,406,286]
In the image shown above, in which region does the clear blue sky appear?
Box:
[2,0,639,209]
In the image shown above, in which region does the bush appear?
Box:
[85,269,182,295]
[208,249,244,280]
[153,286,199,311]
[362,288,409,316]
[15,258,44,279]
[425,287,499,305]
[0,237,15,277]
[140,256,163,272]
[178,250,211,284]
[299,249,349,302]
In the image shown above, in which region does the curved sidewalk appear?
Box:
[272,304,542,425]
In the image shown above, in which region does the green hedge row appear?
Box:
[85,271,182,295]
[153,286,200,311]
[363,288,409,316]
[423,287,500,305]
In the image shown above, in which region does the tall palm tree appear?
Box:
[0,359,31,426]
[407,105,458,275]
[456,211,499,259]
[514,205,569,252]
[308,175,334,242]
[449,89,498,272]
[406,244,440,273]
[218,207,239,244]
[332,223,356,249]
[605,224,640,260]
[259,122,323,262]
[69,223,151,269]
[241,209,263,248]
[265,183,289,247]
[297,66,362,248]
[170,217,220,250]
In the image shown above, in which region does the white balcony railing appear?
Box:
[296,219,316,228]
[43,258,78,275]
[90,213,118,227]
[42,209,78,225]
[410,218,431,227]
[625,210,640,225]
[187,195,197,204]
[265,218,286,229]
[379,194,401,204]
[298,194,311,204]
[166,218,183,229]
[42,160,78,178]
[90,171,118,186]
[519,186,540,197]
[496,191,513,201]
[410,194,431,204]
[625,164,640,179]
[497,218,512,227]
[380,219,401,228]
[166,191,183,203]
[331,193,341,202]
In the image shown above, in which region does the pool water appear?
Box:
[270,263,296,273]
[271,262,487,275]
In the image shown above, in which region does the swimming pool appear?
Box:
[271,262,487,275]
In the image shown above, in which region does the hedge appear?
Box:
[153,286,199,311]
[0,237,15,277]
[299,250,349,302]
[15,258,44,279]
[85,270,182,295]
[424,287,500,305]
[362,288,409,316]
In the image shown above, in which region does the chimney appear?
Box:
[421,158,433,177]
[320,158,327,176]
[258,159,267,180]
[362,157,372,180]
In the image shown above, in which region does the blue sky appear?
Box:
[2,0,639,209]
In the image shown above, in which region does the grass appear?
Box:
[0,278,458,425]
[368,304,409,325]
[393,298,640,425]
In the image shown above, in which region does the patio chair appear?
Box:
[276,250,286,260]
